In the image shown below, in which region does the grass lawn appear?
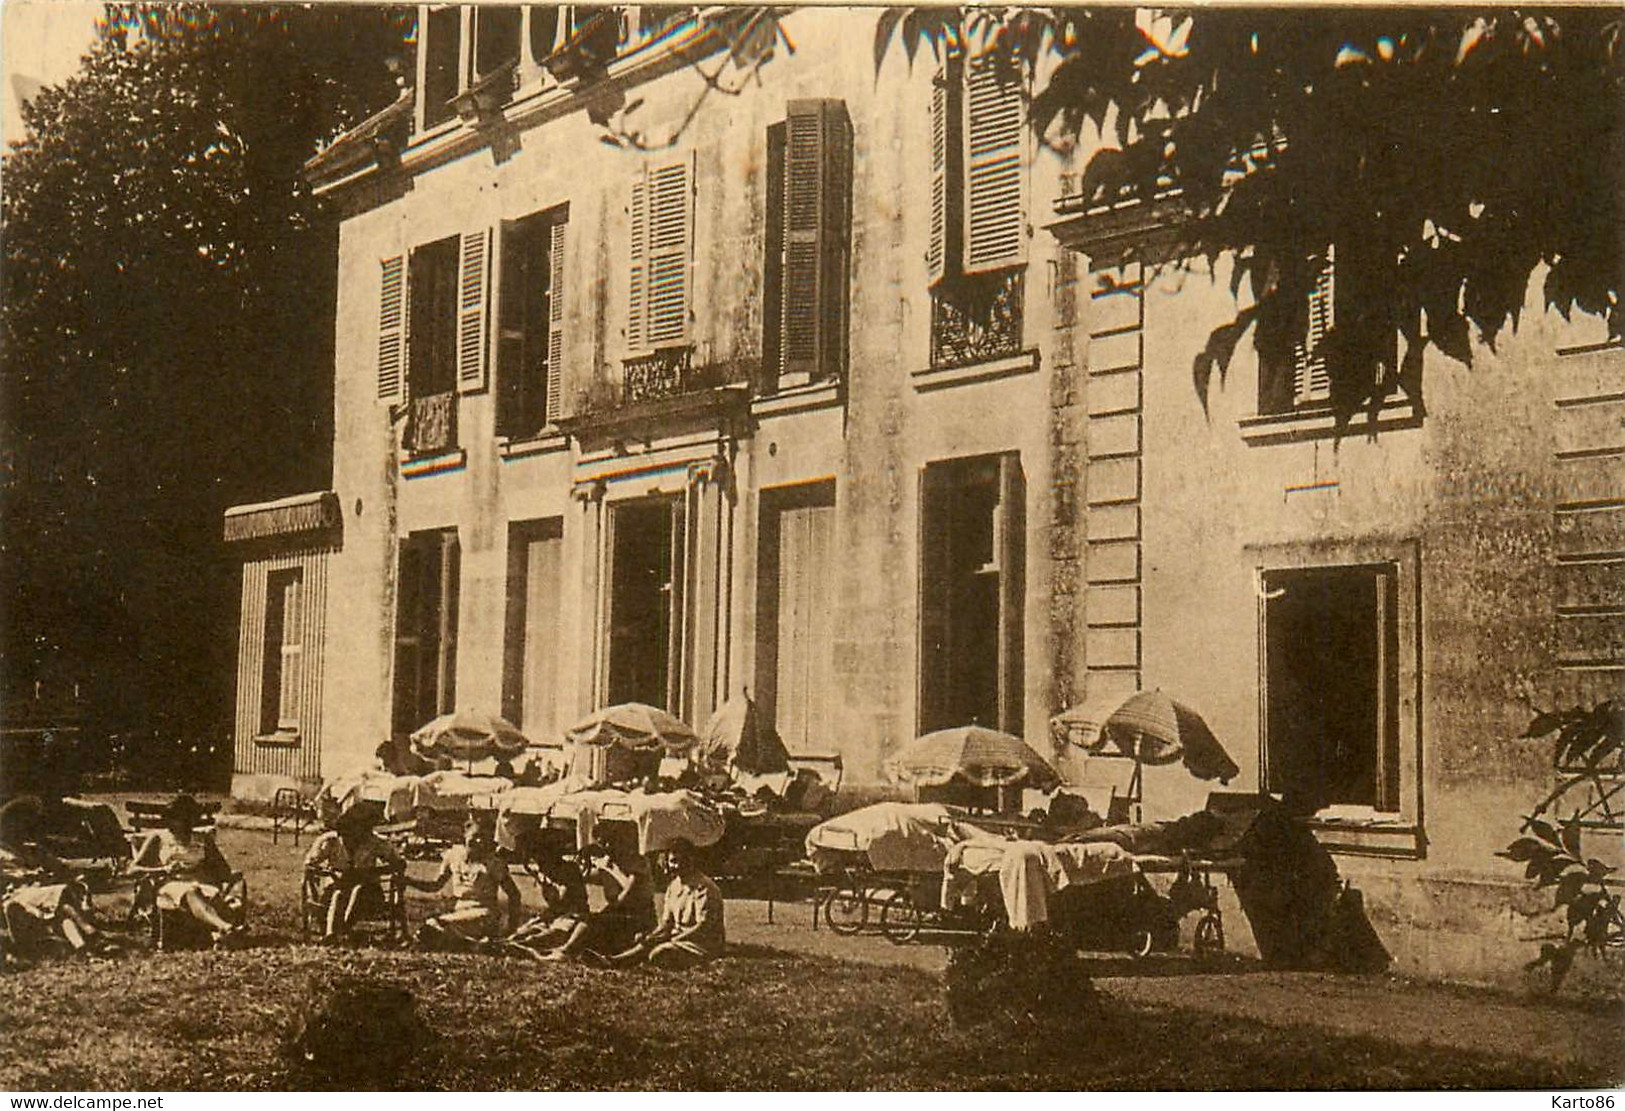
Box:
[2,825,1619,1091]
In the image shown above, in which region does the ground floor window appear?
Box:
[1262,563,1400,812]
[919,452,1025,734]
[393,528,461,737]
[259,567,303,735]
[605,497,685,712]
[502,517,564,739]
[755,481,837,753]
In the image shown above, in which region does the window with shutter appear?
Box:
[773,99,853,386]
[260,567,302,735]
[421,5,464,131]
[963,55,1025,273]
[927,48,1027,369]
[377,255,406,405]
[1294,247,1335,406]
[457,228,492,393]
[496,207,567,439]
[627,156,694,355]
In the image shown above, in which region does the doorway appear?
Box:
[606,497,685,711]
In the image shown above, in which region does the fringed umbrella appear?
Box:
[884,726,1062,792]
[565,703,699,755]
[410,709,529,765]
[1050,689,1239,820]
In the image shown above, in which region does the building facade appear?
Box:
[225,5,1622,986]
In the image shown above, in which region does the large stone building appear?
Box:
[225,5,1622,985]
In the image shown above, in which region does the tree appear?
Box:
[1,4,411,766]
[869,7,1622,422]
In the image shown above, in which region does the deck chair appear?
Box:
[299,865,408,944]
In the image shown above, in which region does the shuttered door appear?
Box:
[781,100,853,383]
[502,520,564,740]
[545,218,567,421]
[771,495,836,753]
[917,463,954,733]
[378,255,406,404]
[457,228,492,393]
[962,53,1025,273]
[1294,247,1335,405]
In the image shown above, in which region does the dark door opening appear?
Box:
[392,529,460,738]
[607,498,684,711]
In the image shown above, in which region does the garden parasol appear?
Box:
[565,703,700,755]
[884,726,1062,793]
[410,709,529,767]
[1050,689,1239,820]
[695,692,790,775]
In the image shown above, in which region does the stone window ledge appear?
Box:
[499,428,570,460]
[253,731,302,749]
[400,448,468,479]
[1240,397,1421,446]
[1300,814,1425,860]
[752,379,842,419]
[912,349,1040,393]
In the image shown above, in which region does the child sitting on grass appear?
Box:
[409,813,521,951]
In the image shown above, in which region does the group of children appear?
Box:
[304,808,726,969]
[3,792,724,972]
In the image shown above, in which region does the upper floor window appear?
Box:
[763,99,853,390]
[929,48,1027,368]
[1258,242,1401,417]
[496,205,569,439]
[627,154,695,356]
[417,4,523,131]
[377,229,492,456]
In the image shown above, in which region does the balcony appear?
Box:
[930,268,1025,370]
[406,391,458,457]
[559,349,752,447]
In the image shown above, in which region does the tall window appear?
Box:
[627,155,695,354]
[763,101,852,389]
[393,529,461,737]
[1262,564,1400,812]
[606,497,685,712]
[260,568,302,735]
[919,453,1025,733]
[755,482,837,752]
[928,49,1026,369]
[497,206,568,438]
[502,518,563,739]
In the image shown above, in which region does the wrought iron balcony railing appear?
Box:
[930,268,1025,369]
[407,390,458,456]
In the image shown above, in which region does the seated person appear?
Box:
[505,834,590,958]
[0,803,111,964]
[128,795,245,946]
[409,813,520,951]
[526,836,655,963]
[303,805,406,943]
[611,839,725,970]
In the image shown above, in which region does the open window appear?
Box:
[393,529,460,738]
[417,4,522,131]
[919,453,1025,734]
[496,206,568,439]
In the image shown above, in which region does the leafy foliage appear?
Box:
[1,5,411,748]
[1500,702,1624,987]
[943,926,1098,1028]
[872,7,1623,423]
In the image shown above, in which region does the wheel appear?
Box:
[879,890,922,945]
[824,883,868,935]
[1128,928,1155,959]
[1193,912,1225,956]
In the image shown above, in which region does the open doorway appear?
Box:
[606,497,685,711]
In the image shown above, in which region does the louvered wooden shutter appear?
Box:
[378,254,407,404]
[457,228,492,393]
[645,155,693,348]
[780,99,852,382]
[545,217,567,422]
[927,63,951,286]
[1294,247,1335,405]
[962,53,1026,273]
[628,175,648,353]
